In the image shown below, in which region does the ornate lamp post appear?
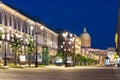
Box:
[3,28,9,66]
[32,24,43,67]
[72,36,75,67]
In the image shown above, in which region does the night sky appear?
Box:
[3,0,119,49]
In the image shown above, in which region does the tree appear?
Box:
[27,36,35,67]
[9,34,22,66]
[56,52,63,57]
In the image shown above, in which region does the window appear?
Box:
[9,16,12,26]
[14,19,17,29]
[18,21,21,31]
[0,12,2,24]
[22,23,24,33]
[24,23,27,34]
[43,29,46,40]
[4,14,7,26]
[28,25,30,35]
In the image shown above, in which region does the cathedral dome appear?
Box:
[80,27,90,38]
[80,27,91,48]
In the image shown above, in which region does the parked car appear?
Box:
[54,56,63,66]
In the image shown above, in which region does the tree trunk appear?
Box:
[28,54,31,67]
[14,47,17,67]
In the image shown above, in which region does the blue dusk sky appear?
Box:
[3,0,119,49]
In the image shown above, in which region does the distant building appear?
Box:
[107,47,116,64]
[73,34,81,55]
[80,27,91,48]
[81,48,107,65]
[57,30,81,56]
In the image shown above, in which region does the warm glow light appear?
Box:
[63,41,65,45]
[0,27,2,32]
[69,49,71,51]
[69,41,71,44]
[65,32,68,36]
[64,49,66,51]
[56,46,58,48]
[9,26,12,29]
[50,41,52,44]
[70,33,73,37]
[61,45,63,48]
[76,39,78,42]
[31,38,34,41]
[18,35,21,38]
[62,33,66,37]
[30,26,33,30]
[25,39,27,42]
[40,25,44,30]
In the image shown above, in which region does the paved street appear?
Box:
[0,66,119,80]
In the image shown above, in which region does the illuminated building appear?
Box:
[80,27,91,48]
[0,1,58,62]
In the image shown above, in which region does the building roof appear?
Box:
[80,27,91,38]
[0,1,57,35]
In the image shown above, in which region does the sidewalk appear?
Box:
[44,65,108,69]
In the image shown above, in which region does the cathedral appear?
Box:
[80,27,91,48]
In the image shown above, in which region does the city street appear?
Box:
[0,66,119,80]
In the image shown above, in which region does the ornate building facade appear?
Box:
[0,1,58,60]
[80,27,91,48]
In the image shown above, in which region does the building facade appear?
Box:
[73,34,81,55]
[80,27,91,48]
[57,31,81,56]
[0,1,58,61]
[81,48,107,65]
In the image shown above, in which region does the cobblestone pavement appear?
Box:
[0,66,119,80]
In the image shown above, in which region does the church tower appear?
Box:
[80,26,91,48]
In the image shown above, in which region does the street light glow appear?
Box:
[30,26,34,30]
[63,41,65,45]
[40,25,44,30]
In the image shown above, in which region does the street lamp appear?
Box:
[3,28,9,66]
[31,24,43,67]
[72,34,76,67]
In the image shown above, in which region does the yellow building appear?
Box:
[73,35,81,55]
